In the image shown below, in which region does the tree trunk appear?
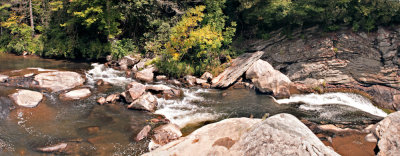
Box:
[29,0,34,35]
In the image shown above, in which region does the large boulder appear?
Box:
[60,88,91,100]
[127,92,158,112]
[144,118,260,155]
[212,51,264,88]
[135,67,155,83]
[230,113,339,155]
[9,89,43,108]
[34,71,85,92]
[0,74,8,83]
[374,111,400,156]
[246,60,292,98]
[149,123,182,150]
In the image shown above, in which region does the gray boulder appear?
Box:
[212,51,264,88]
[10,89,43,108]
[374,111,400,156]
[34,71,85,92]
[246,60,292,98]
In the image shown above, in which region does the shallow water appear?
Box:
[0,53,386,155]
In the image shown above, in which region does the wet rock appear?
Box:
[200,72,213,81]
[36,143,68,153]
[106,93,120,103]
[246,60,292,98]
[0,74,8,83]
[97,97,106,105]
[317,124,359,134]
[145,118,260,155]
[184,75,196,86]
[151,123,182,146]
[135,67,155,83]
[212,51,264,88]
[230,113,339,155]
[201,83,211,89]
[127,92,158,112]
[195,78,207,85]
[146,85,183,99]
[135,125,152,141]
[156,75,168,81]
[9,89,43,108]
[60,88,91,100]
[365,133,377,143]
[374,111,400,156]
[123,82,146,103]
[95,79,104,86]
[37,142,95,155]
[34,71,85,92]
[145,85,172,92]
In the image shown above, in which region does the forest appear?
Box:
[1,0,400,77]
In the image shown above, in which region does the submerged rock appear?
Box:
[212,51,264,88]
[34,71,85,92]
[246,59,292,98]
[374,111,400,156]
[9,89,43,108]
[127,92,158,112]
[60,88,91,100]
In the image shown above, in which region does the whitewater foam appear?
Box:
[276,93,387,117]
[86,63,133,86]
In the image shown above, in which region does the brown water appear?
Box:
[0,53,385,155]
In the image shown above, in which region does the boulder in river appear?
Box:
[0,74,8,83]
[9,89,43,108]
[97,97,106,105]
[135,125,152,142]
[34,71,85,92]
[123,82,146,103]
[118,55,140,69]
[374,111,400,156]
[144,114,339,156]
[106,93,120,103]
[135,67,155,83]
[145,85,183,99]
[246,59,292,98]
[212,51,264,88]
[60,88,91,100]
[150,123,182,149]
[200,72,213,81]
[127,92,158,112]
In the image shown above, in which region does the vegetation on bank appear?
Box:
[1,0,400,77]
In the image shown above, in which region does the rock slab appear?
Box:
[61,88,91,100]
[34,71,85,92]
[10,89,43,108]
[374,111,400,156]
[212,51,264,88]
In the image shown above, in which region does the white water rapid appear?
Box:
[276,93,387,117]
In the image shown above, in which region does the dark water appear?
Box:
[0,53,385,155]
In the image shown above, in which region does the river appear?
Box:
[0,53,386,155]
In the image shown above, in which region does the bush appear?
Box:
[111,38,138,59]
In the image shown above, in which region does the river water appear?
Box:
[0,53,386,155]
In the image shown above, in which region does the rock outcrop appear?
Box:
[9,89,43,108]
[374,111,400,156]
[246,60,292,98]
[34,71,85,92]
[212,51,264,88]
[60,88,91,100]
[145,114,338,156]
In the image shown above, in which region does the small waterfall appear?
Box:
[155,89,221,128]
[276,93,387,117]
[86,63,133,86]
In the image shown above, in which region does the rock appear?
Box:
[145,85,172,92]
[135,67,154,83]
[246,60,292,98]
[34,71,85,92]
[230,113,339,155]
[127,92,158,112]
[146,85,183,99]
[365,133,377,143]
[196,78,207,85]
[151,123,182,146]
[106,55,113,62]
[156,75,168,81]
[106,93,120,103]
[201,83,211,89]
[184,75,196,86]
[60,88,91,100]
[212,51,264,88]
[317,124,359,134]
[374,111,400,156]
[144,118,261,155]
[167,79,181,86]
[0,74,8,83]
[97,97,106,105]
[95,79,104,86]
[135,125,152,142]
[118,55,140,68]
[9,89,43,108]
[36,143,68,153]
[123,82,146,103]
[36,142,95,155]
[200,72,213,81]
[0,74,9,83]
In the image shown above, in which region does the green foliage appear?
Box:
[156,0,237,77]
[111,38,137,59]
